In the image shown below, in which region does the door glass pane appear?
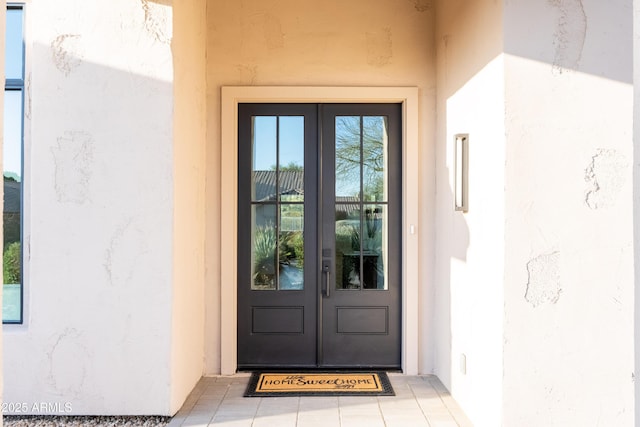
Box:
[335,204,361,289]
[279,116,304,201]
[251,115,307,291]
[279,204,304,290]
[252,116,277,201]
[334,204,388,291]
[363,205,387,290]
[335,116,361,199]
[363,116,388,202]
[251,205,277,290]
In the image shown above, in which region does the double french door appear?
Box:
[237,103,401,369]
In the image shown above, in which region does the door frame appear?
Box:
[220,86,420,375]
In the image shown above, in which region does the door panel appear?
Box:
[320,104,401,368]
[237,103,401,369]
[237,104,318,368]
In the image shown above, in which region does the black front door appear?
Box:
[237,103,401,369]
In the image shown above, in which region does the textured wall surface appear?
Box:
[3,0,177,415]
[436,0,635,425]
[503,0,634,425]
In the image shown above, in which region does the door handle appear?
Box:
[322,261,331,297]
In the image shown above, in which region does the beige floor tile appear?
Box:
[170,375,473,427]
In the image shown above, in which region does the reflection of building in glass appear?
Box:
[253,170,359,220]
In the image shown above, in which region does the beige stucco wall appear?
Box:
[504,0,634,425]
[435,0,505,425]
[205,0,437,375]
[171,0,207,413]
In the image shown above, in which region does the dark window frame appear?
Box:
[3,3,25,324]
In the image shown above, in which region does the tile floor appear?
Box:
[168,374,473,427]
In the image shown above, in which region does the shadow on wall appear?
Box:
[441,0,632,94]
[434,0,496,395]
[2,24,181,412]
[504,0,632,84]
[436,0,634,423]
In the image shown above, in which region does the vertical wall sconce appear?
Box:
[454,134,469,212]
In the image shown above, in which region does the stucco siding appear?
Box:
[504,0,634,425]
[171,0,207,414]
[205,0,437,376]
[3,0,175,415]
[435,0,505,425]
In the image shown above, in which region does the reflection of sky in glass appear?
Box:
[4,90,22,179]
[4,7,24,181]
[5,8,23,80]
[253,117,276,171]
[253,116,304,171]
[279,116,304,168]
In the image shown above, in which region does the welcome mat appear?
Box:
[244,372,395,397]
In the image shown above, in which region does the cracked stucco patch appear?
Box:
[51,34,82,76]
[547,0,587,74]
[47,329,89,398]
[51,131,94,204]
[141,0,172,44]
[584,149,628,209]
[525,252,561,307]
[410,0,432,12]
[104,218,149,287]
[367,28,392,67]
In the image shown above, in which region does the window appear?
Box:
[3,4,25,323]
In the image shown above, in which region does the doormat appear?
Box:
[244,372,395,397]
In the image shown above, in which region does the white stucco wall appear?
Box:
[504,0,634,425]
[437,1,635,425]
[435,1,505,425]
[3,0,181,415]
[205,0,437,376]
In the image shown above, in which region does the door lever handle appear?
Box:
[322,262,331,297]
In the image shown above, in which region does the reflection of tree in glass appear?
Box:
[3,242,20,284]
[252,223,304,289]
[253,224,277,289]
[336,117,385,199]
[270,162,303,171]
